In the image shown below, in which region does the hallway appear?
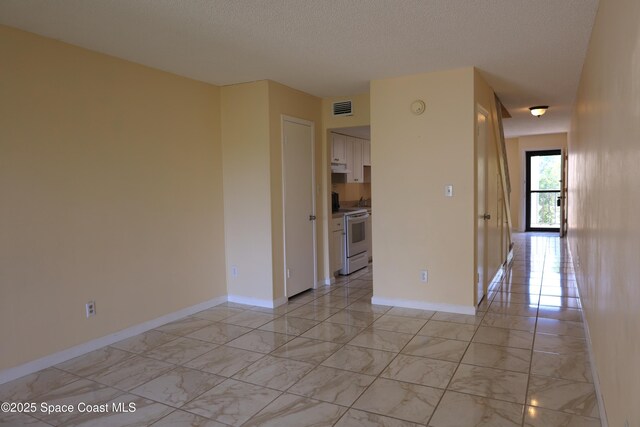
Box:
[0,234,600,426]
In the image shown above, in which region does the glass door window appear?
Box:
[526,150,562,231]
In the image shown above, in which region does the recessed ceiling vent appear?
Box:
[332,100,353,116]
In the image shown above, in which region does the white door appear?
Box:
[283,117,316,297]
[476,109,489,305]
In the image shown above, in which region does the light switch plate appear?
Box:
[445,185,454,197]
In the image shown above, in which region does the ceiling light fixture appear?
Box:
[529,106,549,117]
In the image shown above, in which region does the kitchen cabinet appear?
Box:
[346,137,364,183]
[331,217,344,274]
[363,140,371,166]
[331,133,347,164]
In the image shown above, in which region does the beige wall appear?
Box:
[568,0,640,425]
[267,81,322,300]
[320,93,371,282]
[0,26,227,371]
[221,80,323,303]
[220,82,273,303]
[505,133,567,231]
[370,68,476,311]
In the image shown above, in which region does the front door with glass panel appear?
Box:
[526,150,562,232]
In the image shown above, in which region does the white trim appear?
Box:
[0,296,227,385]
[580,307,608,427]
[371,296,476,315]
[227,294,287,309]
[281,115,317,298]
[324,276,336,286]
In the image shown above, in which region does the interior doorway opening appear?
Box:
[525,150,562,232]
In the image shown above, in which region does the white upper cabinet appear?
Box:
[331,133,370,183]
[331,133,347,164]
[363,140,371,166]
[347,137,364,183]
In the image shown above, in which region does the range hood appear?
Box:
[331,163,351,174]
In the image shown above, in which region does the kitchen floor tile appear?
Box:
[523,406,601,427]
[448,364,529,404]
[154,317,214,337]
[334,409,424,427]
[111,330,177,354]
[380,353,457,388]
[536,318,585,338]
[431,311,483,325]
[533,333,588,354]
[87,355,174,391]
[301,321,364,343]
[372,314,428,334]
[472,326,534,349]
[184,346,264,377]
[186,322,252,344]
[348,327,414,352]
[232,355,314,390]
[417,320,477,341]
[352,378,442,425]
[182,379,281,425]
[321,345,397,375]
[288,365,374,406]
[462,342,531,373]
[481,313,537,332]
[31,379,122,425]
[150,410,228,426]
[429,390,524,427]
[269,337,341,364]
[401,335,469,362]
[385,306,435,319]
[130,366,224,407]
[242,393,346,427]
[0,367,80,402]
[325,309,381,327]
[64,394,173,427]
[55,347,134,378]
[143,336,218,365]
[258,316,319,336]
[527,375,599,418]
[530,351,593,382]
[220,311,276,328]
[226,329,292,354]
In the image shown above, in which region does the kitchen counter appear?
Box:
[332,207,369,218]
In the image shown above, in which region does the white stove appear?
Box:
[340,209,370,275]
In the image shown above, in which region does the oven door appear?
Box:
[345,212,370,257]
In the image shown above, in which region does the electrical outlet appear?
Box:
[85,301,96,318]
[231,265,238,278]
[420,270,428,283]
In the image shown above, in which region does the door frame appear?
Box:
[281,115,317,298]
[525,149,562,232]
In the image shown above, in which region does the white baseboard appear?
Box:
[227,294,286,308]
[371,296,475,315]
[0,295,227,385]
[568,246,608,426]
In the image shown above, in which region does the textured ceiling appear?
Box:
[0,0,598,137]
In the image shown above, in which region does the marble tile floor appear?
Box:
[0,233,601,426]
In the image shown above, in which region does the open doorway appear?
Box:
[525,150,562,232]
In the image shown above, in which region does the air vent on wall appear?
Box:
[332,100,353,116]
